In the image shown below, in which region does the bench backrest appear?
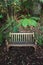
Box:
[9,32,34,43]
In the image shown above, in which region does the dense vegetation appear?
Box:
[0,0,43,45]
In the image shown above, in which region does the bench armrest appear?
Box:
[5,39,9,46]
[34,38,37,45]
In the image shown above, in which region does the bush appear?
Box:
[35,33,43,46]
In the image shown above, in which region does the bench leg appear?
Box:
[34,45,37,52]
[7,45,9,52]
[5,40,9,52]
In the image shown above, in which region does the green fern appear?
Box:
[19,17,38,27]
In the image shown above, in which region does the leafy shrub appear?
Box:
[35,33,43,45]
[19,16,39,27]
[37,35,43,45]
[39,26,43,32]
[6,17,19,33]
[31,17,40,21]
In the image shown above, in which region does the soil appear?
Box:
[0,46,43,65]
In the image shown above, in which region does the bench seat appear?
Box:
[6,32,37,51]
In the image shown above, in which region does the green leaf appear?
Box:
[19,18,37,27]
[37,35,43,45]
[31,17,40,21]
[0,14,3,19]
[14,0,21,6]
[13,26,19,32]
[28,18,37,27]
[28,14,31,17]
[19,18,29,27]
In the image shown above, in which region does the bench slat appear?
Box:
[8,43,35,47]
[9,32,34,43]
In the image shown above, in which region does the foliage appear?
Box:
[28,18,37,27]
[0,14,3,19]
[35,32,43,45]
[39,0,43,3]
[31,17,40,21]
[0,17,16,32]
[0,0,43,46]
[0,0,5,7]
[0,0,41,18]
[0,33,3,44]
[37,35,43,45]
[19,16,38,27]
[14,0,21,6]
[22,0,33,10]
[6,18,19,32]
[0,1,7,12]
[0,17,19,45]
[19,18,29,27]
[39,26,43,32]
[13,26,19,32]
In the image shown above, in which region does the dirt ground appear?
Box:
[0,45,43,65]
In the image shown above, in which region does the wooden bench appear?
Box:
[6,32,37,51]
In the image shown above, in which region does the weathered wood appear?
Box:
[6,32,37,51]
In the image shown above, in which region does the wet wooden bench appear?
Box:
[6,32,37,51]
